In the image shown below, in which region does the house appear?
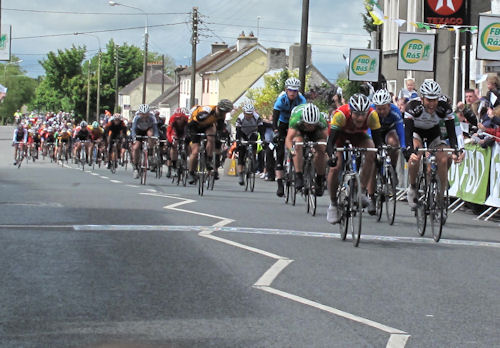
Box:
[379,0,492,100]
[118,63,174,120]
[150,33,333,121]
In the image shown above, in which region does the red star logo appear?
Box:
[427,0,463,16]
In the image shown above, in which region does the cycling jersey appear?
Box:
[330,104,381,134]
[289,104,328,132]
[404,98,454,129]
[188,105,224,129]
[13,128,27,143]
[370,103,406,148]
[167,112,189,143]
[273,91,307,125]
[104,120,127,138]
[73,126,91,141]
[235,111,264,138]
[89,126,104,141]
[131,112,159,138]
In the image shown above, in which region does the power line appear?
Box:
[3,7,188,16]
[12,22,189,40]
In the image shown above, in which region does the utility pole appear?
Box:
[96,49,101,122]
[142,29,148,104]
[161,54,165,95]
[299,0,309,95]
[190,7,198,108]
[464,0,471,90]
[115,44,119,113]
[86,60,91,123]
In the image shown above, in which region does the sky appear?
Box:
[3,0,371,83]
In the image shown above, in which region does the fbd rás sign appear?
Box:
[397,32,436,72]
[477,15,500,61]
[348,48,380,82]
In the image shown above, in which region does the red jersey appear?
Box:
[330,104,381,134]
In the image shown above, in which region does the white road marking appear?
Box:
[387,334,411,348]
[99,176,109,179]
[146,189,157,192]
[126,184,139,188]
[110,180,122,184]
[90,173,99,176]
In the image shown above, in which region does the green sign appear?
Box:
[456,144,491,204]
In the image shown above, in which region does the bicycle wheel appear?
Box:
[442,185,449,225]
[244,155,250,192]
[197,152,205,196]
[337,175,349,240]
[208,156,216,191]
[415,174,427,236]
[429,176,444,242]
[140,149,148,185]
[375,170,384,222]
[349,173,363,247]
[80,146,86,171]
[249,156,256,192]
[155,147,162,179]
[385,166,397,225]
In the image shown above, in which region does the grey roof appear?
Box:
[149,83,179,107]
[119,69,174,95]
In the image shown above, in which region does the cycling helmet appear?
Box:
[47,127,54,132]
[242,103,255,113]
[372,89,392,106]
[302,103,320,124]
[217,99,233,113]
[349,93,371,113]
[419,80,441,99]
[80,121,88,127]
[173,107,189,116]
[138,104,150,114]
[285,77,301,91]
[92,121,99,128]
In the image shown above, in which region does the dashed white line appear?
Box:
[110,180,122,184]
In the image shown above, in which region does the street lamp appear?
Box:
[109,0,149,104]
[75,32,101,122]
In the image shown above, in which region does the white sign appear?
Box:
[397,32,436,72]
[476,15,500,61]
[0,26,12,61]
[485,142,500,208]
[348,48,380,82]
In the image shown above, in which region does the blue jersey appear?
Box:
[370,103,406,148]
[273,91,306,124]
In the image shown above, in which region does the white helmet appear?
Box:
[349,93,370,113]
[372,89,392,106]
[419,80,441,99]
[285,77,301,91]
[302,103,320,124]
[138,104,150,114]
[242,103,255,113]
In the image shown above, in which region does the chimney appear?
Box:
[289,43,311,70]
[237,31,258,52]
[211,42,228,54]
[267,48,286,70]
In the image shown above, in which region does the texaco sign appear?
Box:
[424,0,467,25]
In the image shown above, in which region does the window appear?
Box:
[383,0,400,51]
[387,80,397,95]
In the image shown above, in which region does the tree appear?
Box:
[362,0,379,35]
[0,59,37,124]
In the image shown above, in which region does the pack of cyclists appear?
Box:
[10,78,465,234]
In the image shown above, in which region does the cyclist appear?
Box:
[285,103,328,195]
[55,125,72,161]
[166,107,190,178]
[235,102,265,186]
[41,126,56,159]
[404,80,463,209]
[130,104,159,179]
[104,114,128,168]
[326,93,384,223]
[12,123,27,165]
[371,89,406,177]
[73,121,92,163]
[187,99,233,184]
[273,77,307,197]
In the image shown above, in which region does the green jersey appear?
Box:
[289,104,328,132]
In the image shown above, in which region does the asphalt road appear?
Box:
[0,126,499,348]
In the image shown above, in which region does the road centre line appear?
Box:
[110,180,122,184]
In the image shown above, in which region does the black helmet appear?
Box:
[217,99,233,113]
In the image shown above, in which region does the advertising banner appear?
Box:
[424,0,467,25]
[0,25,12,61]
[484,142,500,208]
[448,160,460,197]
[476,15,500,61]
[397,32,436,72]
[348,48,381,82]
[457,144,491,204]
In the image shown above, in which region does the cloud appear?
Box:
[5,0,370,81]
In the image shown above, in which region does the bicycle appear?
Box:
[108,139,119,174]
[172,137,189,186]
[374,145,399,225]
[154,140,167,179]
[78,140,91,171]
[284,148,297,205]
[136,136,158,185]
[333,144,377,247]
[414,146,456,242]
[14,142,26,168]
[195,133,209,196]
[295,140,327,216]
[239,139,262,192]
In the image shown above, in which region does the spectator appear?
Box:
[397,78,419,102]
[396,96,407,114]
